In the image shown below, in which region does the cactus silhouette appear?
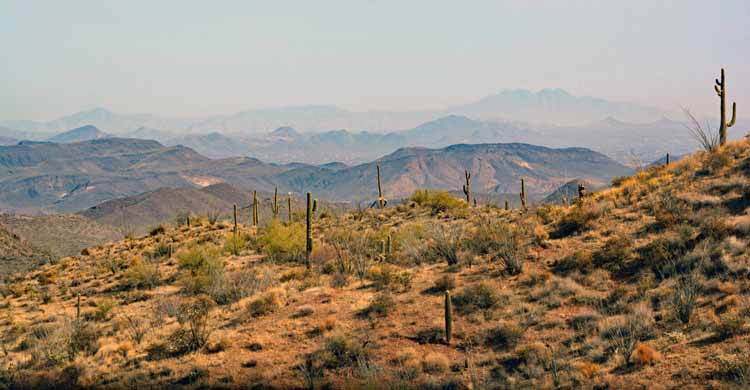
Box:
[520,178,527,211]
[445,290,453,345]
[462,170,471,206]
[306,192,313,269]
[715,68,737,146]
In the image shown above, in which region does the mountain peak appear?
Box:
[47,125,110,143]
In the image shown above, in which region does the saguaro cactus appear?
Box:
[306,192,313,269]
[376,165,386,209]
[287,192,293,223]
[665,153,670,166]
[504,200,509,211]
[520,178,527,210]
[462,170,472,206]
[271,187,279,219]
[233,204,238,236]
[577,183,586,200]
[252,191,259,226]
[715,68,737,146]
[444,290,453,345]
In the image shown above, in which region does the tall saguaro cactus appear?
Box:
[271,187,279,219]
[715,68,737,146]
[287,192,293,223]
[306,192,313,269]
[376,165,386,209]
[520,178,527,211]
[444,290,453,345]
[233,204,238,236]
[462,170,472,206]
[252,191,259,226]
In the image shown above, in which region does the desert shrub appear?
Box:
[328,229,375,280]
[569,312,602,334]
[395,222,430,265]
[90,298,116,322]
[713,353,750,385]
[426,274,456,294]
[66,319,100,359]
[102,256,126,275]
[428,224,464,266]
[360,293,396,318]
[592,234,633,273]
[175,212,191,227]
[320,335,370,369]
[536,204,564,224]
[247,290,282,317]
[671,274,700,324]
[149,225,166,236]
[494,226,527,275]
[121,314,148,344]
[422,352,449,373]
[641,233,692,280]
[484,321,525,350]
[553,251,593,275]
[452,283,503,315]
[223,232,248,256]
[209,268,270,305]
[124,257,161,289]
[27,325,67,367]
[411,190,466,214]
[258,220,305,262]
[151,296,214,359]
[415,327,445,344]
[151,242,171,259]
[600,305,655,364]
[652,193,690,227]
[177,245,220,271]
[629,343,660,366]
[368,264,412,292]
[714,309,746,339]
[551,203,602,238]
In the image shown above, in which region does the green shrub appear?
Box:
[428,225,464,266]
[124,257,161,289]
[223,232,248,256]
[411,190,466,214]
[553,251,593,275]
[258,220,305,262]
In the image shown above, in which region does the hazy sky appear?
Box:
[1,0,748,120]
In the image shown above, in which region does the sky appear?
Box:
[1,0,748,120]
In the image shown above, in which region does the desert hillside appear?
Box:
[1,141,749,389]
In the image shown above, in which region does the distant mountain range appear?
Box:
[0,137,633,213]
[0,89,672,135]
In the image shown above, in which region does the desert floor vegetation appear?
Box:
[2,141,750,389]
